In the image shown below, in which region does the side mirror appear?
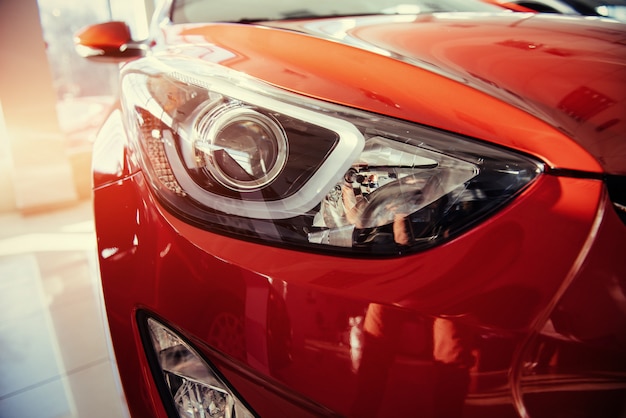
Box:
[74,21,146,61]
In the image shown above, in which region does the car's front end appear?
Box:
[81,1,626,417]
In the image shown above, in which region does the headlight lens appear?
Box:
[195,104,289,192]
[144,316,255,418]
[122,56,542,256]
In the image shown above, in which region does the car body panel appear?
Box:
[156,13,626,174]
[94,159,625,417]
[519,193,626,418]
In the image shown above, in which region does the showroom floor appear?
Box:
[0,199,129,418]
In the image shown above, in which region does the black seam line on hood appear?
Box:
[544,167,604,180]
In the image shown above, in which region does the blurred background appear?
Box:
[0,1,154,417]
[0,0,153,212]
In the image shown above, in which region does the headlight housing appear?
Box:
[122,56,542,256]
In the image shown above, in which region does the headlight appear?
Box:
[122,56,542,256]
[142,314,256,418]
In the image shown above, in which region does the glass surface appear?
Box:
[172,0,503,23]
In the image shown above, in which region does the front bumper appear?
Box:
[93,166,626,417]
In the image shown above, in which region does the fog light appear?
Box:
[145,317,255,418]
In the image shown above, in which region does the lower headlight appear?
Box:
[143,316,255,418]
[122,56,543,256]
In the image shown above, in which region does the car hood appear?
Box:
[161,13,626,174]
[270,13,626,175]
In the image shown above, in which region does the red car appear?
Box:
[76,0,626,417]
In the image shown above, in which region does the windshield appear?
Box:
[171,0,503,24]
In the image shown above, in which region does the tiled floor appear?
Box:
[0,199,129,418]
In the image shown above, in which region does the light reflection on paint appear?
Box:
[101,247,120,259]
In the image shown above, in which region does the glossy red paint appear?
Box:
[171,13,626,175]
[94,168,612,418]
[94,159,624,417]
[519,194,626,418]
[163,21,606,173]
[84,5,626,418]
